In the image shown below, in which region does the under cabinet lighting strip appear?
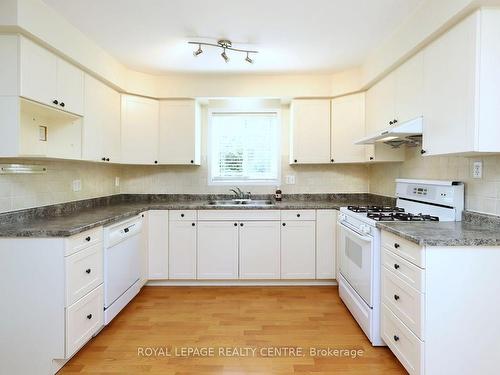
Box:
[0,164,48,174]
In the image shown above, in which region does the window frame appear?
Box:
[207,108,282,186]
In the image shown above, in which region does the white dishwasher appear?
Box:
[103,215,143,324]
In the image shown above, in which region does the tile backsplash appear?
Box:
[0,159,120,213]
[369,148,500,216]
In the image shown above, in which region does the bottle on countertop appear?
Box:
[274,187,282,201]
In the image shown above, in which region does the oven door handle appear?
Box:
[340,222,373,242]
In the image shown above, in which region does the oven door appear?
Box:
[338,222,374,307]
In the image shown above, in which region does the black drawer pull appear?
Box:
[234,223,237,226]
[394,264,400,270]
[181,213,184,217]
[282,223,286,226]
[240,223,244,227]
[393,335,399,342]
[85,236,91,242]
[394,243,400,249]
[192,223,195,226]
[296,213,300,217]
[85,268,91,274]
[394,294,400,301]
[87,314,92,320]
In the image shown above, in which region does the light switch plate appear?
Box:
[285,175,296,184]
[72,179,82,192]
[472,161,482,179]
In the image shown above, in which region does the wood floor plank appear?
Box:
[59,286,405,374]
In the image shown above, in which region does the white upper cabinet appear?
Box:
[83,74,121,163]
[422,9,500,156]
[365,73,396,135]
[331,93,366,163]
[290,99,331,164]
[158,100,201,165]
[20,37,84,116]
[394,51,424,124]
[121,95,159,165]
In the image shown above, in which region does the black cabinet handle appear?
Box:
[85,268,91,274]
[393,119,398,124]
[330,159,334,162]
[105,158,110,162]
[389,120,394,125]
[394,264,400,270]
[85,236,91,242]
[191,223,195,226]
[296,213,300,217]
[181,213,184,217]
[190,160,194,164]
[240,223,244,227]
[52,99,59,105]
[282,223,286,226]
[393,335,399,342]
[234,223,237,226]
[420,149,426,155]
[87,314,92,320]
[369,157,374,160]
[294,159,298,163]
[101,157,106,161]
[154,160,158,164]
[394,243,400,249]
[394,294,400,301]
[60,102,65,107]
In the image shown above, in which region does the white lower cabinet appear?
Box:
[169,220,197,279]
[239,221,281,279]
[316,210,337,279]
[281,220,316,279]
[147,210,169,279]
[197,221,239,279]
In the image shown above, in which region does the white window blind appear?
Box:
[209,112,280,184]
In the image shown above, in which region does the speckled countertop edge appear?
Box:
[0,193,395,238]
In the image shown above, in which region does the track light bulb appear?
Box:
[245,52,253,64]
[193,44,203,56]
[221,48,229,63]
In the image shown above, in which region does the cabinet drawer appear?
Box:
[382,267,424,339]
[382,230,424,268]
[281,209,316,221]
[169,210,196,221]
[382,248,425,292]
[65,243,103,306]
[65,227,103,256]
[66,285,104,358]
[381,304,423,375]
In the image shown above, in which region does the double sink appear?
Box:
[207,199,274,207]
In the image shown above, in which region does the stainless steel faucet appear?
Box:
[229,187,244,199]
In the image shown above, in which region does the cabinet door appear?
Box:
[83,75,121,162]
[394,52,423,124]
[169,220,197,279]
[197,221,238,279]
[281,221,316,279]
[331,93,366,163]
[19,37,57,108]
[422,13,477,156]
[316,210,337,279]
[239,221,280,279]
[365,73,395,134]
[56,58,84,115]
[121,95,159,164]
[159,100,200,165]
[148,210,169,279]
[290,99,330,164]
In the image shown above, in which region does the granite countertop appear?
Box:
[0,194,393,238]
[377,212,500,247]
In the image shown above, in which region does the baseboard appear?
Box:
[146,279,338,286]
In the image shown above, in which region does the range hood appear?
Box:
[355,116,423,146]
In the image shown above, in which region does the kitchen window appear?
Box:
[208,111,280,185]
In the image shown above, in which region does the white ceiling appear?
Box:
[42,0,424,74]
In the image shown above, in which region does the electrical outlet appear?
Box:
[472,161,483,179]
[285,175,296,185]
[115,177,120,187]
[72,179,82,192]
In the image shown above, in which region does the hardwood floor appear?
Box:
[60,286,405,374]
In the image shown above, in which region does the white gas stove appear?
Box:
[337,179,464,346]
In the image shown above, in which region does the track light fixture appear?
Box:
[193,44,203,56]
[188,39,258,64]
